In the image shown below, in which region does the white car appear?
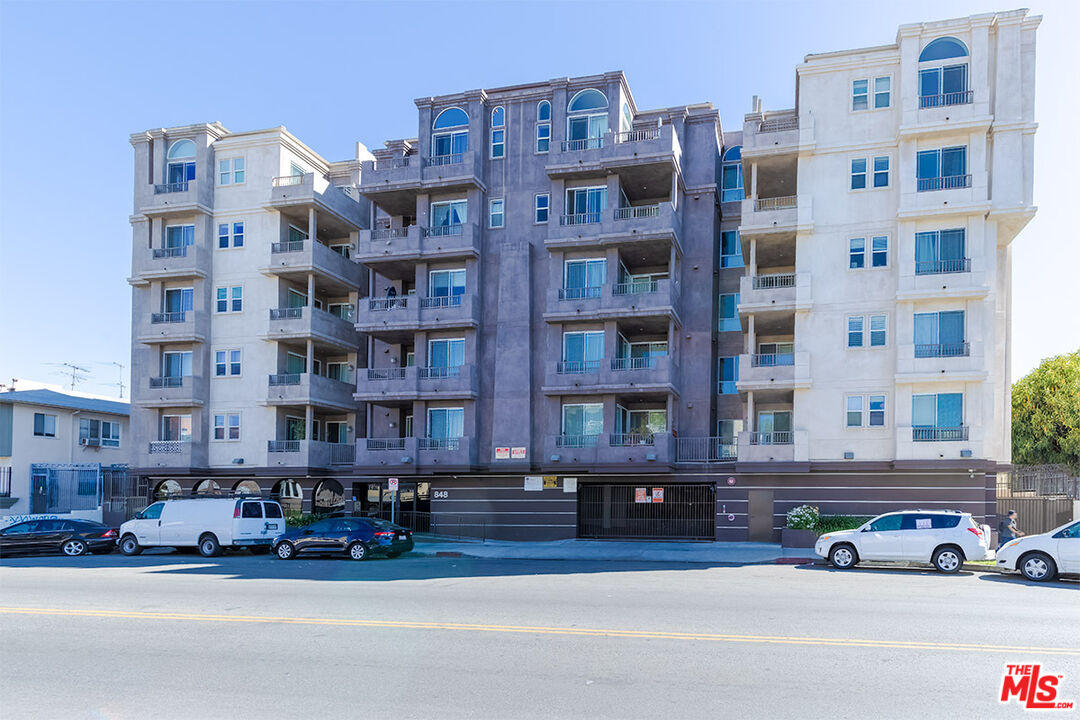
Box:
[995,519,1080,582]
[119,497,286,557]
[815,510,992,573]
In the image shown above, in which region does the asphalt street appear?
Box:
[0,551,1077,720]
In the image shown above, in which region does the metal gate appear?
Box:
[577,484,715,540]
[998,469,1078,536]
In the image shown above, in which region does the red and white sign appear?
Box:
[494,447,510,459]
[388,477,399,492]
[1000,664,1073,710]
[511,447,527,459]
[634,487,649,503]
[651,488,664,503]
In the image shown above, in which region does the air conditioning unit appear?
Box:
[79,438,100,447]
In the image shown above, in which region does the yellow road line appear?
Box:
[1,607,1076,656]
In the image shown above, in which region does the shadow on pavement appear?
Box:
[794,562,979,578]
[975,571,1079,588]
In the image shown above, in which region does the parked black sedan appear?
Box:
[0,519,118,557]
[272,517,414,561]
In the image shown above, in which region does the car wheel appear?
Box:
[198,534,221,558]
[119,535,142,556]
[386,552,402,559]
[347,542,369,561]
[829,544,857,569]
[932,546,963,574]
[275,542,295,560]
[1019,552,1057,582]
[61,539,87,557]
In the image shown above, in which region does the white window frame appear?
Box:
[873,76,891,109]
[33,412,57,438]
[852,79,869,111]
[872,155,890,188]
[845,395,864,427]
[160,414,192,442]
[847,314,887,349]
[100,420,121,447]
[215,348,242,377]
[213,412,241,441]
[215,285,243,314]
[849,237,866,269]
[218,157,245,185]
[488,198,504,229]
[847,315,865,348]
[534,193,550,224]
[869,313,888,347]
[490,106,505,159]
[217,221,244,250]
[845,393,888,429]
[870,235,888,268]
[850,158,868,190]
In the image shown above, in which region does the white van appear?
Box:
[119,498,286,557]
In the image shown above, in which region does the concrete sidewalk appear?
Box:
[410,537,814,564]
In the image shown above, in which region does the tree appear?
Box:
[1011,350,1080,472]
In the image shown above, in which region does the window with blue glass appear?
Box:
[847,316,864,347]
[432,107,469,158]
[873,156,889,187]
[428,338,465,369]
[490,107,505,159]
[166,224,195,250]
[218,222,243,249]
[534,193,549,223]
[721,146,743,202]
[914,310,965,357]
[850,158,867,189]
[912,392,963,435]
[718,356,738,394]
[849,238,865,269]
[430,200,468,228]
[920,64,969,108]
[919,37,969,62]
[536,101,551,153]
[871,236,887,267]
[565,187,606,222]
[566,89,608,148]
[915,228,966,274]
[720,230,743,268]
[916,146,967,190]
[562,331,604,373]
[428,407,464,440]
[428,268,466,302]
[718,293,740,332]
[166,139,195,185]
[563,259,605,298]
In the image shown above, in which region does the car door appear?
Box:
[1053,522,1080,573]
[325,519,357,553]
[26,520,66,552]
[0,521,41,554]
[899,513,939,561]
[858,513,905,560]
[233,501,264,543]
[129,502,165,545]
[293,520,332,554]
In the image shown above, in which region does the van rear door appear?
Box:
[262,502,285,539]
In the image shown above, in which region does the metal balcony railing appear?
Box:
[269,307,303,320]
[420,438,461,451]
[427,224,463,237]
[758,116,799,133]
[559,286,602,300]
[420,295,463,308]
[152,247,187,259]
[675,437,738,462]
[559,212,602,226]
[914,343,970,358]
[609,433,655,447]
[611,357,658,371]
[367,438,407,451]
[915,258,971,275]
[149,377,184,389]
[748,431,794,445]
[753,196,797,211]
[149,440,187,454]
[268,373,302,386]
[268,440,301,453]
[560,138,603,151]
[613,280,661,295]
[917,174,971,192]
[555,434,600,448]
[153,181,189,194]
[367,297,408,312]
[557,360,601,374]
[151,311,186,324]
[329,443,355,465]
[913,426,969,442]
[367,367,406,381]
[615,128,661,143]
[752,273,796,290]
[271,240,304,253]
[751,353,795,367]
[419,366,462,379]
[271,175,305,187]
[427,153,463,167]
[370,227,412,240]
[919,90,973,109]
[613,204,661,220]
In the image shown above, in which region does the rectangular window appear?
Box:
[491,129,505,159]
[101,421,121,447]
[852,79,869,111]
[874,76,891,108]
[920,64,969,106]
[534,194,549,223]
[232,222,244,247]
[849,238,865,269]
[851,158,867,190]
[432,129,468,157]
[846,396,864,427]
[871,236,888,267]
[218,223,229,249]
[562,330,604,371]
[873,156,889,187]
[536,123,550,153]
[561,403,603,438]
[563,258,605,296]
[847,394,887,428]
[428,268,466,299]
[161,415,192,442]
[430,199,468,228]
[214,413,241,441]
[428,338,465,369]
[79,418,101,444]
[166,225,195,249]
[565,187,607,221]
[912,393,963,429]
[719,293,740,332]
[33,413,56,437]
[215,286,242,313]
[917,146,968,189]
[217,222,243,249]
[488,199,504,229]
[162,351,192,378]
[914,310,966,357]
[718,356,739,394]
[215,349,241,377]
[720,231,744,268]
[427,408,464,439]
[868,395,886,427]
[218,157,245,185]
[869,314,887,347]
[915,228,966,274]
[847,316,864,348]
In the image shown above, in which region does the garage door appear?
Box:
[577,484,715,540]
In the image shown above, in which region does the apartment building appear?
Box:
[127,9,1038,543]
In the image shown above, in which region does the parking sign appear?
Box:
[388,477,399,492]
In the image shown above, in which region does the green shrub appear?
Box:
[786,504,819,530]
[285,512,324,528]
[814,515,871,534]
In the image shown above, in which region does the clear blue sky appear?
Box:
[1,0,1076,398]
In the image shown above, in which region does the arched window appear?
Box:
[919,37,969,62]
[536,101,551,153]
[154,479,183,499]
[490,106,505,158]
[313,479,345,515]
[432,107,469,158]
[166,139,196,186]
[918,37,972,108]
[721,146,743,202]
[193,479,221,496]
[233,480,262,496]
[271,479,304,514]
[566,89,609,150]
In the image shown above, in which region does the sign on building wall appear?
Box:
[524,476,542,491]
[634,487,649,503]
[542,476,558,489]
[494,447,510,459]
[511,447,527,459]
[563,478,577,493]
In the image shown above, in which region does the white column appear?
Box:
[750,162,759,202]
[746,313,756,355]
[747,391,755,433]
[749,238,758,276]
[307,207,317,243]
[307,272,315,307]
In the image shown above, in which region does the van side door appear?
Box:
[234,501,264,543]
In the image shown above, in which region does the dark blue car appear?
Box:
[272,517,414,561]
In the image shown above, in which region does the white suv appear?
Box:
[814,510,992,573]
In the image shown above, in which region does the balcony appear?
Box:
[737,430,809,463]
[912,426,970,442]
[131,244,210,283]
[596,432,674,467]
[355,223,480,267]
[547,202,681,251]
[353,293,480,338]
[135,310,208,345]
[353,436,475,471]
[418,436,476,470]
[266,439,353,468]
[355,436,418,469]
[265,373,357,412]
[742,112,811,159]
[917,175,972,193]
[266,173,366,229]
[542,355,678,395]
[263,307,359,352]
[138,439,206,470]
[919,91,974,109]
[738,273,812,313]
[354,364,479,402]
[357,151,484,199]
[544,434,599,465]
[262,239,363,289]
[736,352,811,391]
[140,375,207,408]
[544,278,680,323]
[896,341,986,381]
[674,437,737,464]
[139,179,209,217]
[546,124,682,179]
[898,259,987,301]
